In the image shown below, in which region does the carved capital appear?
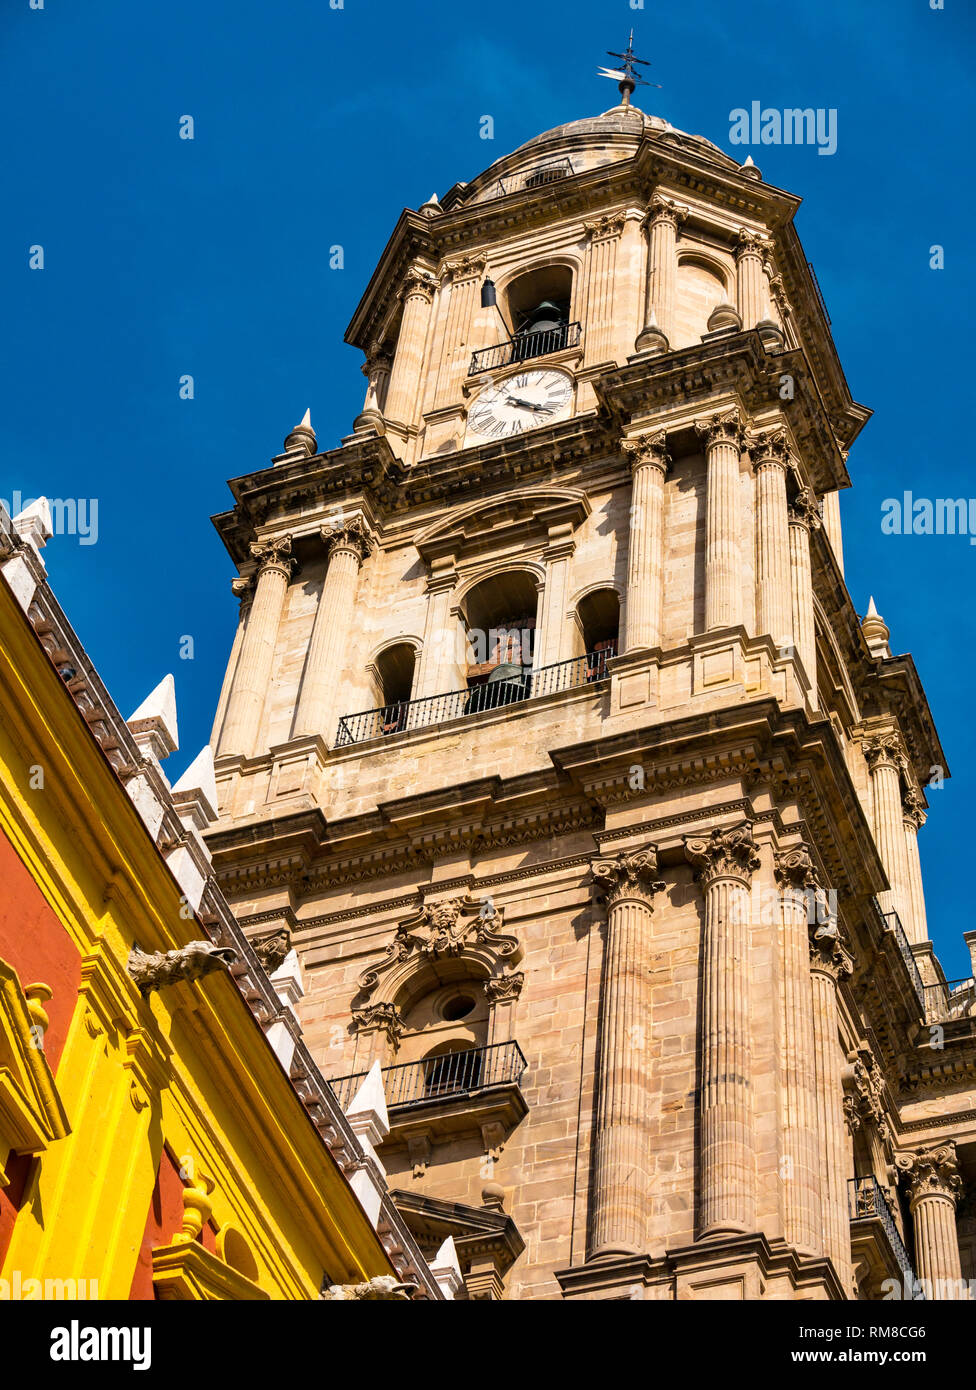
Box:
[442,252,487,283]
[321,515,376,565]
[863,731,906,774]
[684,822,760,886]
[252,929,291,974]
[584,212,626,241]
[350,1001,404,1046]
[249,534,295,577]
[621,430,670,475]
[897,1144,963,1207]
[843,1047,892,1150]
[902,786,926,830]
[773,842,820,891]
[484,972,524,1005]
[787,489,822,532]
[695,409,745,453]
[231,575,253,603]
[401,265,437,302]
[735,227,773,260]
[591,845,665,908]
[644,195,688,230]
[749,427,791,470]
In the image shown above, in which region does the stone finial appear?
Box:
[481,1183,506,1210]
[127,940,237,996]
[127,673,179,762]
[756,319,785,351]
[706,302,742,333]
[284,409,317,457]
[861,596,891,658]
[12,497,53,553]
[171,744,219,829]
[419,192,442,218]
[740,154,762,180]
[633,307,669,357]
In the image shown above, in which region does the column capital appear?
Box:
[903,786,927,829]
[230,575,253,603]
[591,844,665,907]
[897,1144,963,1207]
[441,252,487,283]
[363,340,393,377]
[484,972,524,1004]
[684,821,760,886]
[351,1002,404,1047]
[773,841,820,891]
[400,265,437,302]
[321,516,376,565]
[862,730,907,773]
[787,488,822,532]
[249,534,295,578]
[809,918,854,980]
[621,430,670,475]
[584,211,626,241]
[749,427,791,470]
[643,195,688,230]
[695,409,746,452]
[735,227,774,261]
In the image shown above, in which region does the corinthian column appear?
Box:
[752,429,793,649]
[897,1145,966,1299]
[218,536,294,758]
[735,229,773,330]
[685,822,761,1237]
[863,732,913,935]
[384,266,436,427]
[621,431,669,650]
[588,846,666,1258]
[293,519,375,742]
[788,489,821,706]
[902,788,929,946]
[774,845,824,1257]
[697,410,746,631]
[353,340,392,433]
[808,918,855,1292]
[635,196,686,353]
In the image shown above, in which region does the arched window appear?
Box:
[503,266,574,363]
[373,642,416,734]
[462,570,539,712]
[576,588,620,679]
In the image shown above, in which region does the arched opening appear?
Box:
[503,266,574,363]
[576,588,620,678]
[461,570,539,713]
[422,1040,484,1097]
[393,977,491,1101]
[374,642,416,734]
[673,259,728,349]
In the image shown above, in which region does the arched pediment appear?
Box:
[415,487,590,564]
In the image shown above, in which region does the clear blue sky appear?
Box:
[2,1,973,973]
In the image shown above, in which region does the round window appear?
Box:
[441,994,476,1021]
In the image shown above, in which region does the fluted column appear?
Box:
[897,1146,965,1299]
[432,254,486,409]
[902,788,929,946]
[788,489,820,705]
[685,823,761,1237]
[809,919,855,1292]
[697,410,746,631]
[735,229,772,330]
[621,431,669,650]
[635,196,686,353]
[863,732,913,934]
[218,536,294,758]
[752,429,793,649]
[293,519,374,742]
[582,214,624,366]
[384,265,436,427]
[775,845,825,1257]
[536,525,574,666]
[588,846,666,1258]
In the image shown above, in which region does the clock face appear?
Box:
[466,369,574,441]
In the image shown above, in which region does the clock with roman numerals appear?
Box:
[465,369,574,442]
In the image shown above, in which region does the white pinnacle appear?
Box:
[743,155,756,167]
[346,1060,389,1132]
[867,595,879,617]
[127,673,179,761]
[172,744,219,823]
[299,408,312,430]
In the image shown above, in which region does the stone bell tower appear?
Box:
[205,52,976,1301]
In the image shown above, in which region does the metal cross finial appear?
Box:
[598,30,661,108]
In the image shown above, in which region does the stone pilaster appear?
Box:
[808,918,854,1292]
[621,431,669,650]
[537,525,575,666]
[684,822,760,1237]
[415,563,459,699]
[588,846,666,1258]
[863,732,913,937]
[432,254,487,409]
[218,536,294,758]
[635,196,686,353]
[735,229,773,330]
[902,788,929,946]
[582,214,625,366]
[897,1145,965,1299]
[752,430,793,650]
[788,489,820,706]
[384,265,436,427]
[351,1003,404,1070]
[774,845,824,1258]
[696,411,746,631]
[293,519,375,742]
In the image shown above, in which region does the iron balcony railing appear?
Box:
[923,975,976,1024]
[876,902,926,1010]
[336,643,616,747]
[848,1176,923,1297]
[328,1040,528,1112]
[469,320,582,375]
[491,160,574,198]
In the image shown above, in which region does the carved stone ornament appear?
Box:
[230,575,253,601]
[644,195,688,229]
[249,534,295,576]
[695,409,746,452]
[621,430,670,475]
[584,212,626,241]
[252,928,291,975]
[902,786,926,829]
[896,1144,963,1207]
[773,842,820,891]
[808,915,854,980]
[127,941,237,996]
[442,252,487,282]
[357,896,523,1006]
[484,972,525,1004]
[842,1047,892,1149]
[862,730,906,774]
[350,1001,404,1046]
[749,428,790,470]
[320,1275,416,1301]
[321,514,375,564]
[787,489,822,532]
[684,822,761,886]
[735,227,773,260]
[401,266,437,301]
[591,845,666,907]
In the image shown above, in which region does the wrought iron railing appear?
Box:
[491,159,574,199]
[469,320,582,375]
[807,260,832,326]
[923,976,976,1024]
[336,643,616,747]
[328,1040,527,1112]
[848,1176,923,1297]
[875,902,926,1010]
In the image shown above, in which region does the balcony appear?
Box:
[490,159,574,199]
[923,975,976,1024]
[848,1176,923,1299]
[336,644,615,748]
[875,902,926,1010]
[469,320,582,375]
[328,1041,528,1145]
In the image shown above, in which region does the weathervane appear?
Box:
[597,30,661,108]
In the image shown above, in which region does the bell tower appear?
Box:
[205,49,973,1302]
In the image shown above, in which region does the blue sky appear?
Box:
[2,0,974,973]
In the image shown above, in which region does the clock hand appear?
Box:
[506,395,551,413]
